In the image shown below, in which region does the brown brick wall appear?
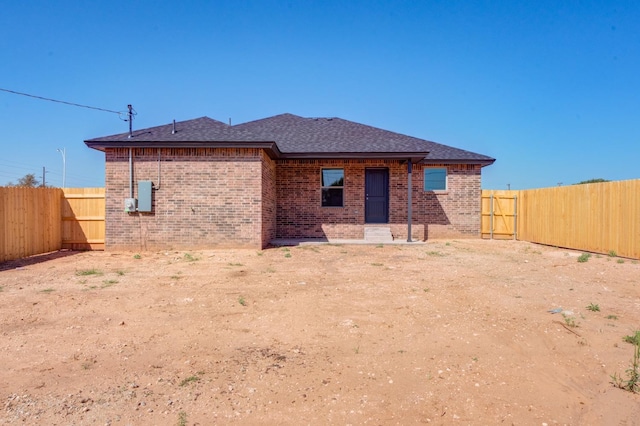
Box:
[104,147,265,250]
[412,163,482,239]
[260,151,277,247]
[275,160,367,239]
[103,150,482,249]
[276,160,482,240]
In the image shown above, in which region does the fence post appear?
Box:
[513,194,518,240]
[490,194,494,240]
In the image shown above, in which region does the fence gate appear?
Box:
[61,188,105,250]
[481,190,519,239]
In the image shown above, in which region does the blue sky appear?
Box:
[1,1,638,189]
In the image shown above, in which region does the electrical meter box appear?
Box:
[124,198,137,213]
[137,181,153,212]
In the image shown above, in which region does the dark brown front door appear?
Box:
[365,168,389,223]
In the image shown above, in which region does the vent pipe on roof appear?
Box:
[229,118,232,126]
[172,119,176,134]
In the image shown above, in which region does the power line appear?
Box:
[0,162,40,172]
[0,87,130,117]
[0,162,98,185]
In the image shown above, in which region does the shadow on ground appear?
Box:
[0,250,82,272]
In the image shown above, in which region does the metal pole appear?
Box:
[407,160,413,242]
[129,148,133,199]
[57,148,66,188]
[127,104,133,138]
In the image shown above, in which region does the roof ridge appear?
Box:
[233,113,303,127]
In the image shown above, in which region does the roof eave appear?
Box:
[421,158,496,167]
[280,151,430,162]
[84,140,282,159]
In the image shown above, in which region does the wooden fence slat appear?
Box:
[62,216,105,221]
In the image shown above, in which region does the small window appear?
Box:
[424,168,447,191]
[321,168,344,207]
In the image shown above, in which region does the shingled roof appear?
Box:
[85,117,281,156]
[233,113,494,164]
[85,113,494,165]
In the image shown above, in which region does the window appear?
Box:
[424,167,447,191]
[321,168,344,206]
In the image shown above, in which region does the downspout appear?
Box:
[129,147,133,199]
[407,160,413,242]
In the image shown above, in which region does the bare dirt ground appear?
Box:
[1,239,639,425]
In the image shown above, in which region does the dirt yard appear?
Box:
[1,240,639,425]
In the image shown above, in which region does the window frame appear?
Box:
[321,168,344,207]
[423,167,448,192]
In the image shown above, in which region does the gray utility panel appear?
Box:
[137,181,153,212]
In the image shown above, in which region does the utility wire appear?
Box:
[0,87,129,116]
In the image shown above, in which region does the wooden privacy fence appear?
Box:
[61,188,105,251]
[0,187,105,262]
[482,180,640,259]
[0,187,62,262]
[3,182,639,260]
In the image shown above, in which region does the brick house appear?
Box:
[85,113,494,250]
